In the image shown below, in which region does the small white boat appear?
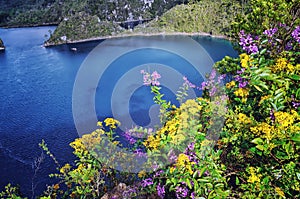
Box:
[70,47,77,51]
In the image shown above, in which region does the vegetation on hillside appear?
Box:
[134,0,244,36]
[0,0,187,27]
[44,12,123,45]
[45,0,248,45]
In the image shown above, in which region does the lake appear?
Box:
[0,26,237,197]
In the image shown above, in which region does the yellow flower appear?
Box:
[259,95,270,105]
[53,184,60,190]
[234,88,249,98]
[239,53,251,68]
[143,135,161,150]
[97,121,103,127]
[226,81,236,89]
[175,153,194,174]
[170,167,176,174]
[138,170,147,178]
[275,187,285,198]
[238,113,251,124]
[60,163,71,174]
[104,118,120,129]
[247,167,262,184]
[274,111,294,128]
[176,153,190,167]
[272,58,295,73]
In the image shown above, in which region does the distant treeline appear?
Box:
[0,0,192,27]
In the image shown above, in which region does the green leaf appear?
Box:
[289,74,300,81]
[253,85,263,92]
[235,177,240,185]
[251,137,263,145]
[291,134,300,143]
[260,48,267,54]
[256,145,264,151]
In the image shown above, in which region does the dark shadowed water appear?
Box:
[0,26,237,197]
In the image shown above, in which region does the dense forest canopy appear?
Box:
[0,0,190,27]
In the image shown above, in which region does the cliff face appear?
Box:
[0,38,5,50]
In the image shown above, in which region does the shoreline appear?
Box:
[0,22,59,29]
[44,31,229,47]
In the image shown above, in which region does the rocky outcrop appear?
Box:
[0,38,5,51]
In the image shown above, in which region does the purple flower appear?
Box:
[191,192,195,199]
[270,109,275,122]
[217,74,226,84]
[134,148,147,157]
[141,70,161,86]
[151,71,161,79]
[141,178,153,187]
[263,28,278,37]
[292,26,300,43]
[239,30,259,54]
[153,170,164,178]
[187,142,195,151]
[249,44,258,54]
[183,76,196,88]
[151,162,159,171]
[168,149,177,163]
[210,69,216,79]
[201,81,207,90]
[124,131,136,144]
[239,81,248,88]
[285,41,293,51]
[235,75,242,82]
[143,73,152,86]
[175,186,188,198]
[209,86,217,97]
[237,68,245,74]
[123,187,138,197]
[291,95,300,109]
[157,183,165,198]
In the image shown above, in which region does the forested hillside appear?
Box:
[0,0,188,27]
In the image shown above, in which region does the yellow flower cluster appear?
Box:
[274,111,295,128]
[143,134,161,150]
[238,113,252,124]
[234,88,249,103]
[275,187,285,198]
[143,99,203,150]
[60,163,71,174]
[70,138,86,154]
[170,166,176,174]
[250,122,275,141]
[259,95,270,105]
[272,58,294,73]
[179,99,202,129]
[226,81,236,89]
[247,167,262,184]
[240,53,251,68]
[138,170,147,178]
[70,127,104,154]
[176,153,194,175]
[104,118,120,129]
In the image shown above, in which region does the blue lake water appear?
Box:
[0,26,237,197]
